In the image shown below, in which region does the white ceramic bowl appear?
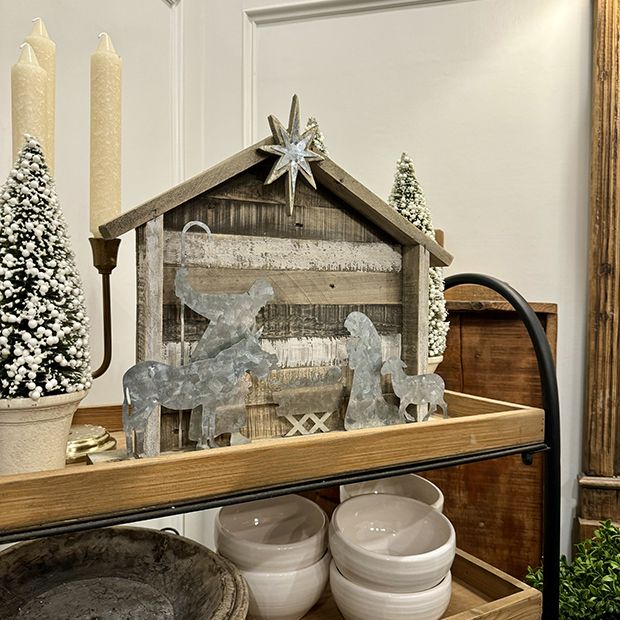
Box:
[330,494,455,593]
[330,560,451,620]
[242,551,330,620]
[340,474,444,512]
[215,494,328,571]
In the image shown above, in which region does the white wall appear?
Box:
[0,0,173,408]
[1,0,591,555]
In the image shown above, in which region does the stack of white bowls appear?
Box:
[329,491,455,620]
[215,494,330,620]
[340,473,444,511]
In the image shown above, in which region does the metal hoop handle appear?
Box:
[179,221,212,367]
[180,220,212,268]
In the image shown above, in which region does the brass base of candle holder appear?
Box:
[89,237,121,379]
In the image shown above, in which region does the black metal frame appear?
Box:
[444,273,561,620]
[0,273,560,618]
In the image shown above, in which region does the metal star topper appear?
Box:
[260,95,324,215]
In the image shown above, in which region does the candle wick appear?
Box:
[19,42,28,49]
[32,17,41,23]
[98,32,107,39]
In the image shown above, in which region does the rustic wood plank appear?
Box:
[446,300,557,314]
[445,591,541,620]
[163,304,403,342]
[161,335,400,371]
[305,588,540,620]
[73,405,123,432]
[440,314,464,390]
[162,267,402,305]
[258,304,402,339]
[99,138,271,238]
[135,218,164,456]
[579,474,620,489]
[425,307,555,579]
[313,158,452,266]
[261,334,401,368]
[0,393,544,531]
[164,167,394,244]
[159,409,192,452]
[243,404,289,441]
[451,550,523,599]
[401,245,430,374]
[426,458,544,581]
[579,485,620,521]
[545,312,558,365]
[164,231,402,272]
[445,286,557,315]
[586,0,620,478]
[577,517,620,542]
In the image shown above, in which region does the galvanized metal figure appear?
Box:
[381,358,448,422]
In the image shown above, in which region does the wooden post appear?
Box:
[402,244,430,420]
[580,0,620,534]
[136,217,164,456]
[402,244,430,374]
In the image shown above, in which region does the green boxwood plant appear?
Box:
[526,520,620,620]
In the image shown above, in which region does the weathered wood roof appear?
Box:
[99,137,453,267]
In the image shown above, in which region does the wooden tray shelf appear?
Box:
[306,549,542,620]
[0,391,543,535]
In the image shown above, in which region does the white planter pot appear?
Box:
[427,355,444,373]
[0,390,87,475]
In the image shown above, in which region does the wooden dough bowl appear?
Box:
[0,526,248,619]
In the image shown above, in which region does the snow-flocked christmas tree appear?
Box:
[0,136,91,400]
[388,152,449,358]
[305,117,329,156]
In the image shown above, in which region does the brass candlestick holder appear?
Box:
[89,237,121,379]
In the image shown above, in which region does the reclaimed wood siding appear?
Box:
[164,161,394,243]
[159,162,406,442]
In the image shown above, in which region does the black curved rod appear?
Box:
[444,273,560,620]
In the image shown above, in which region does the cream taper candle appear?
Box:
[90,32,121,237]
[26,17,56,174]
[11,43,47,163]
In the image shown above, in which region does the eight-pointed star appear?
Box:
[260,95,324,215]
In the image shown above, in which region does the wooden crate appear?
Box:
[0,391,543,534]
[306,549,541,620]
[422,286,556,579]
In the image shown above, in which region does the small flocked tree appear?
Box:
[0,136,91,400]
[305,117,329,157]
[389,152,449,358]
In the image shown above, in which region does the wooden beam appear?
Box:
[135,218,164,456]
[585,0,620,478]
[162,267,402,305]
[0,393,543,532]
[164,232,402,272]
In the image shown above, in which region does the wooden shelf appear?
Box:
[0,391,543,536]
[305,550,541,620]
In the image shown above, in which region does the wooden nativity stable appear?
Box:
[100,111,453,456]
